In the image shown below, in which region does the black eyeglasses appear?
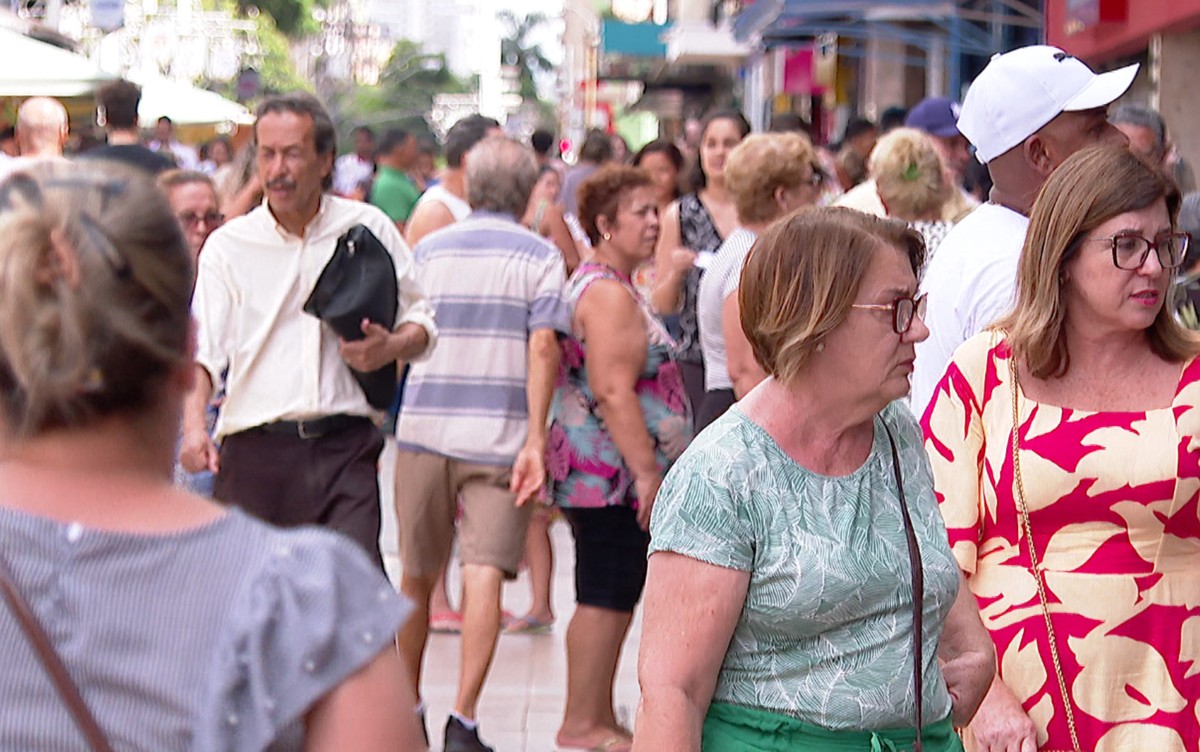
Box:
[1088,232,1190,270]
[850,293,928,334]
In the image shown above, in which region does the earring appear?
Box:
[815,342,825,353]
[602,233,611,241]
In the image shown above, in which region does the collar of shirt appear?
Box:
[261,193,331,241]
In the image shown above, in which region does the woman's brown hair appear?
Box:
[995,144,1199,378]
[739,207,925,385]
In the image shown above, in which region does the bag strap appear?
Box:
[1007,355,1082,752]
[881,419,925,752]
[0,556,114,752]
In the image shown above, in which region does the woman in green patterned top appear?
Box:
[633,208,994,751]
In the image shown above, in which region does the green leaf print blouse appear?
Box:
[649,401,959,731]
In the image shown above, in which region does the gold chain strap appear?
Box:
[1008,355,1083,752]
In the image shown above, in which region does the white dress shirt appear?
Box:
[911,202,1029,417]
[193,195,437,440]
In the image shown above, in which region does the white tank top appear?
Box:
[415,183,471,222]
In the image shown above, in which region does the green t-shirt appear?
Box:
[649,401,959,731]
[369,166,421,223]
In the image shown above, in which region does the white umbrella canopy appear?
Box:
[0,27,115,97]
[135,76,254,127]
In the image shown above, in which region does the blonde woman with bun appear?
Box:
[0,162,423,751]
[870,127,955,265]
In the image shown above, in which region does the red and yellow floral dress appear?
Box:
[922,331,1200,752]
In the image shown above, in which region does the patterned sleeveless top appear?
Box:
[677,192,724,363]
[548,263,693,508]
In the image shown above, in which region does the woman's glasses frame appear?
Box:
[850,293,928,335]
[1087,231,1191,271]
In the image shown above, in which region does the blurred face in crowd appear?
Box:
[700,118,744,184]
[155,119,174,143]
[933,133,971,178]
[1038,107,1127,168]
[353,129,375,160]
[255,110,332,224]
[168,181,223,258]
[1063,199,1174,338]
[415,149,437,180]
[850,128,878,158]
[639,151,679,208]
[825,242,928,406]
[530,169,561,206]
[210,139,233,166]
[603,185,660,264]
[1113,122,1163,163]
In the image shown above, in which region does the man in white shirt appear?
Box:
[180,93,437,565]
[911,46,1136,415]
[147,116,200,170]
[332,125,376,197]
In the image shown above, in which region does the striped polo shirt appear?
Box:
[396,211,569,465]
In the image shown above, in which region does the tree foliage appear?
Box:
[234,0,328,38]
[498,10,553,101]
[335,39,470,151]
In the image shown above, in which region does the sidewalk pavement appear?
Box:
[379,440,643,752]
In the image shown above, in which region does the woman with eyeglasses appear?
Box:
[694,131,823,429]
[157,169,225,260]
[0,162,423,751]
[635,207,994,752]
[922,144,1200,751]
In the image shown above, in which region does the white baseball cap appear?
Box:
[957,45,1139,163]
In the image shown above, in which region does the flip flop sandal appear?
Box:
[503,614,555,634]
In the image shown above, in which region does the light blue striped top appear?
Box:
[396,211,570,465]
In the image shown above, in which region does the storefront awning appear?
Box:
[733,0,1040,56]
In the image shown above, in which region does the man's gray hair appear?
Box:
[465,136,538,217]
[1110,104,1167,157]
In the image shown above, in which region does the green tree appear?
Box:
[234,0,328,37]
[498,10,553,101]
[335,40,470,151]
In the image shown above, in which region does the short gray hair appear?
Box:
[466,136,538,217]
[1109,104,1166,157]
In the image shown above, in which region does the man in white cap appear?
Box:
[911,45,1136,414]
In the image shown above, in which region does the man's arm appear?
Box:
[510,327,560,506]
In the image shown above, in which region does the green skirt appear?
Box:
[702,702,964,752]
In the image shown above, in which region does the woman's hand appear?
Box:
[666,247,697,278]
[634,472,663,530]
[937,572,995,726]
[969,676,1037,752]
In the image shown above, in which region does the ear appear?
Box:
[773,185,789,212]
[37,228,81,289]
[1024,135,1055,177]
[321,149,335,181]
[595,213,614,238]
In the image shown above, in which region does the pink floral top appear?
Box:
[547,263,693,508]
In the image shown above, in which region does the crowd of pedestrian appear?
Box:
[2,40,1200,752]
